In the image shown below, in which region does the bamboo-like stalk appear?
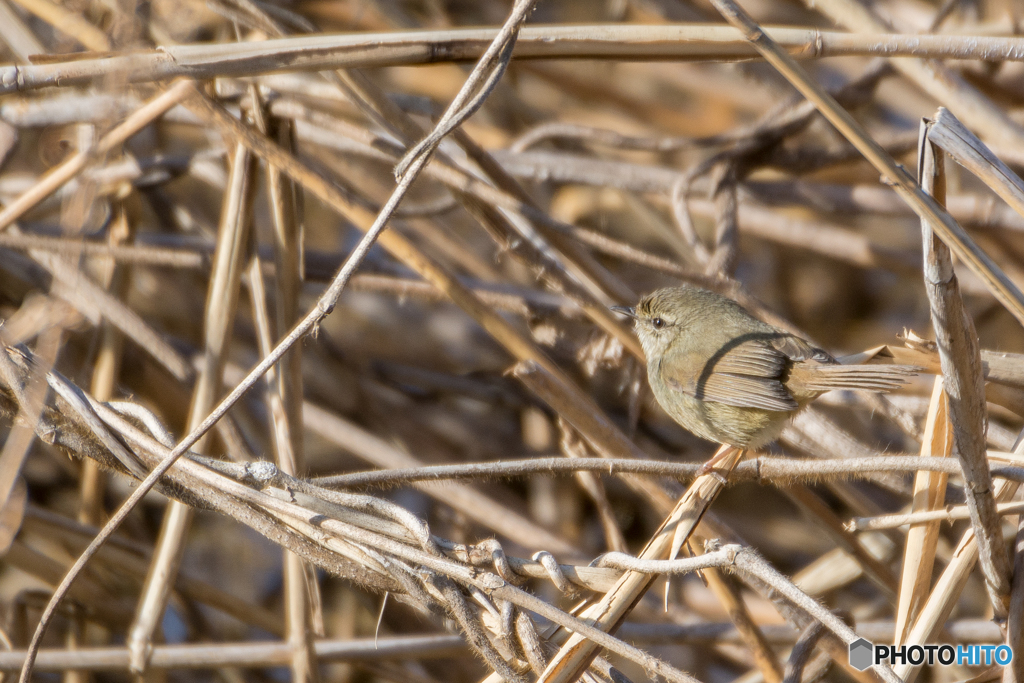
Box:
[0,634,468,671]
[6,25,1024,94]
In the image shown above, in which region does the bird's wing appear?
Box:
[664,336,801,412]
[768,334,835,364]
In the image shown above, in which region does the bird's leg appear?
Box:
[698,444,745,476]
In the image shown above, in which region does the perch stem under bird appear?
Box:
[613,285,919,472]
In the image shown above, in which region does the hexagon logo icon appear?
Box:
[849,638,874,671]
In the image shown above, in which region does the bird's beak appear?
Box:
[610,305,636,319]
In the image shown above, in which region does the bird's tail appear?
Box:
[797,363,919,393]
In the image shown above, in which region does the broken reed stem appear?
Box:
[919,117,1010,616]
[927,109,1024,221]
[537,445,743,683]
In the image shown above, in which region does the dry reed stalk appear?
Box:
[893,377,952,646]
[920,115,1011,616]
[0,0,44,60]
[538,445,744,683]
[246,83,320,683]
[13,6,555,675]
[299,400,582,559]
[0,326,59,534]
[852,498,1024,531]
[5,0,109,52]
[183,92,619,400]
[126,137,256,673]
[1006,499,1024,683]
[78,205,132,527]
[5,26,1024,94]
[894,474,1022,682]
[276,96,647,357]
[0,634,469,670]
[784,485,900,601]
[701,566,784,683]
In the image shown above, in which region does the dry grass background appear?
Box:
[0,0,1023,681]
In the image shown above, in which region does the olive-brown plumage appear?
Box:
[617,285,916,449]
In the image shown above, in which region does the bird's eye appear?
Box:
[652,317,665,329]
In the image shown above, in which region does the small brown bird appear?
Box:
[614,285,916,450]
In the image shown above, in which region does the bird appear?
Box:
[613,284,917,452]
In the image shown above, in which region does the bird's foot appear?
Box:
[697,445,745,476]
